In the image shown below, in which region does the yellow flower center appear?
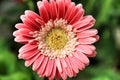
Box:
[45,28,68,50]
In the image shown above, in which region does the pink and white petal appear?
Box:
[21,16,38,30]
[74,50,89,65]
[32,54,45,71]
[14,36,31,44]
[19,44,38,53]
[73,21,95,32]
[77,29,98,38]
[64,2,75,22]
[73,16,95,29]
[37,56,48,75]
[71,56,85,70]
[68,56,79,73]
[44,59,54,77]
[20,49,39,59]
[60,58,67,68]
[42,0,51,19]
[55,58,62,73]
[59,59,67,80]
[56,0,65,19]
[13,28,32,37]
[50,0,58,20]
[37,1,50,22]
[48,60,56,80]
[64,0,71,11]
[78,36,97,44]
[76,45,93,55]
[93,35,99,42]
[25,53,41,67]
[64,57,74,77]
[85,45,96,51]
[15,23,34,31]
[21,15,40,29]
[25,10,42,29]
[69,4,84,24]
[87,51,96,57]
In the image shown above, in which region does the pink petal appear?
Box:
[56,0,65,19]
[21,16,38,30]
[77,29,98,38]
[15,23,35,31]
[64,2,75,22]
[59,59,67,80]
[78,36,97,44]
[60,58,67,68]
[20,49,39,59]
[37,1,50,22]
[37,56,48,75]
[48,60,56,80]
[87,51,96,57]
[13,28,32,37]
[14,36,31,44]
[71,56,85,70]
[59,69,67,80]
[50,0,58,20]
[74,50,89,65]
[44,59,54,77]
[86,45,96,51]
[25,10,42,29]
[25,53,41,67]
[74,20,95,32]
[73,15,95,29]
[19,44,38,53]
[76,45,93,55]
[93,35,99,42]
[68,56,79,73]
[69,4,84,24]
[64,57,74,77]
[32,54,44,71]
[64,0,71,11]
[55,58,62,73]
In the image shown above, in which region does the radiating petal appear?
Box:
[69,4,84,24]
[19,44,38,53]
[37,56,48,75]
[13,28,32,37]
[37,1,50,22]
[78,36,97,44]
[77,29,98,38]
[74,50,89,65]
[64,2,75,22]
[14,36,31,44]
[76,45,93,54]
[50,0,58,20]
[25,53,41,67]
[55,58,62,73]
[48,60,56,80]
[64,57,73,77]
[44,59,54,77]
[68,56,79,73]
[32,54,44,71]
[56,0,65,19]
[71,56,85,70]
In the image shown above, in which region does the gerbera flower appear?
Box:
[13,0,99,80]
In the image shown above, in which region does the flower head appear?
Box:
[13,0,99,80]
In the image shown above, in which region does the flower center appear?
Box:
[30,19,79,59]
[45,28,68,50]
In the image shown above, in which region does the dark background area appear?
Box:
[0,0,120,80]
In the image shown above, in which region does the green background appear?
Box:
[0,0,120,80]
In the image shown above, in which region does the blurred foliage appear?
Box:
[0,0,120,80]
